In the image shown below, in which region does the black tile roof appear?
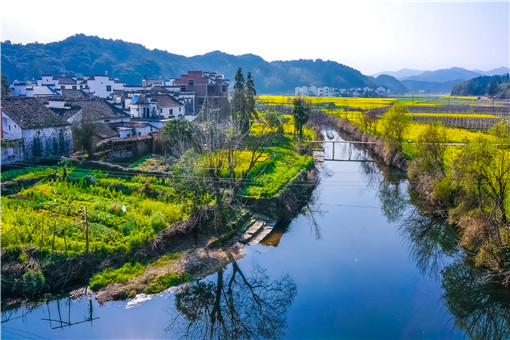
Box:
[67,99,129,122]
[55,76,77,85]
[151,94,184,107]
[1,97,70,129]
[94,123,120,139]
[61,89,91,99]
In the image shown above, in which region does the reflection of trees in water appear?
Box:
[167,262,296,339]
[442,261,510,340]
[379,180,408,223]
[385,171,510,338]
[301,191,323,240]
[359,159,409,223]
[398,208,459,279]
[328,127,510,337]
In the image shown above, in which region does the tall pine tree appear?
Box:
[245,72,257,125]
[232,68,246,133]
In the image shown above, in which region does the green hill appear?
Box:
[2,34,375,95]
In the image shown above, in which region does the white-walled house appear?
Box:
[84,75,125,98]
[152,94,184,118]
[128,93,184,119]
[1,98,73,164]
[295,86,308,96]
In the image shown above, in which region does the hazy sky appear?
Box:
[1,0,508,75]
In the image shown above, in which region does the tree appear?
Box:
[412,122,448,177]
[452,132,510,227]
[162,119,202,158]
[1,74,10,98]
[167,263,296,339]
[292,97,309,140]
[381,104,411,143]
[72,122,98,158]
[245,72,257,123]
[232,68,247,134]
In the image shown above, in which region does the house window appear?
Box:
[138,132,141,136]
[180,86,186,91]
[72,86,77,90]
[106,85,112,92]
[170,108,173,114]
[61,85,65,90]
[8,125,11,131]
[222,85,227,92]
[188,80,194,86]
[160,108,162,113]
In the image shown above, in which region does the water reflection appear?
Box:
[348,131,510,339]
[399,209,459,279]
[443,261,510,340]
[166,261,296,339]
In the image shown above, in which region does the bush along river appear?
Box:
[3,128,510,339]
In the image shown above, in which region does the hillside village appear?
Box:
[1,71,229,165]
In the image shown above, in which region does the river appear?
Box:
[3,129,510,339]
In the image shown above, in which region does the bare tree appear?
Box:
[167,262,297,339]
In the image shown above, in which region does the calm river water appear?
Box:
[3,130,510,339]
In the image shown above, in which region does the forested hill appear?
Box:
[1,34,375,94]
[451,74,510,99]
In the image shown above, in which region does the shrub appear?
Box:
[150,211,166,231]
[22,269,45,297]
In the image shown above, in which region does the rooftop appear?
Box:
[1,97,70,129]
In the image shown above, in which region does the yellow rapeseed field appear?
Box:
[411,113,498,119]
[257,96,396,110]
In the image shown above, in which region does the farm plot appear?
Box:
[1,174,193,255]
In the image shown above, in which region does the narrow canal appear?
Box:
[3,129,510,339]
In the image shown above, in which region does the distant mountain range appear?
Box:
[373,67,509,82]
[2,34,508,95]
[1,34,374,95]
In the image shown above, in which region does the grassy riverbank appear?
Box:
[294,94,510,286]
[1,103,319,303]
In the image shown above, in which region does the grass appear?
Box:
[146,272,191,294]
[89,262,145,291]
[89,252,189,293]
[243,147,313,198]
[1,166,61,182]
[1,174,193,255]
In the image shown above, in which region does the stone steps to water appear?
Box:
[243,221,264,240]
[241,213,276,244]
[313,150,324,163]
[249,225,274,244]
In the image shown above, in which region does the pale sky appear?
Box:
[1,0,508,75]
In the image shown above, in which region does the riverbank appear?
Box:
[315,108,510,287]
[310,110,407,170]
[1,164,319,309]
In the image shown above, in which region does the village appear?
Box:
[295,84,391,97]
[1,71,230,165]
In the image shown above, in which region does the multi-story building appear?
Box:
[173,71,229,113]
